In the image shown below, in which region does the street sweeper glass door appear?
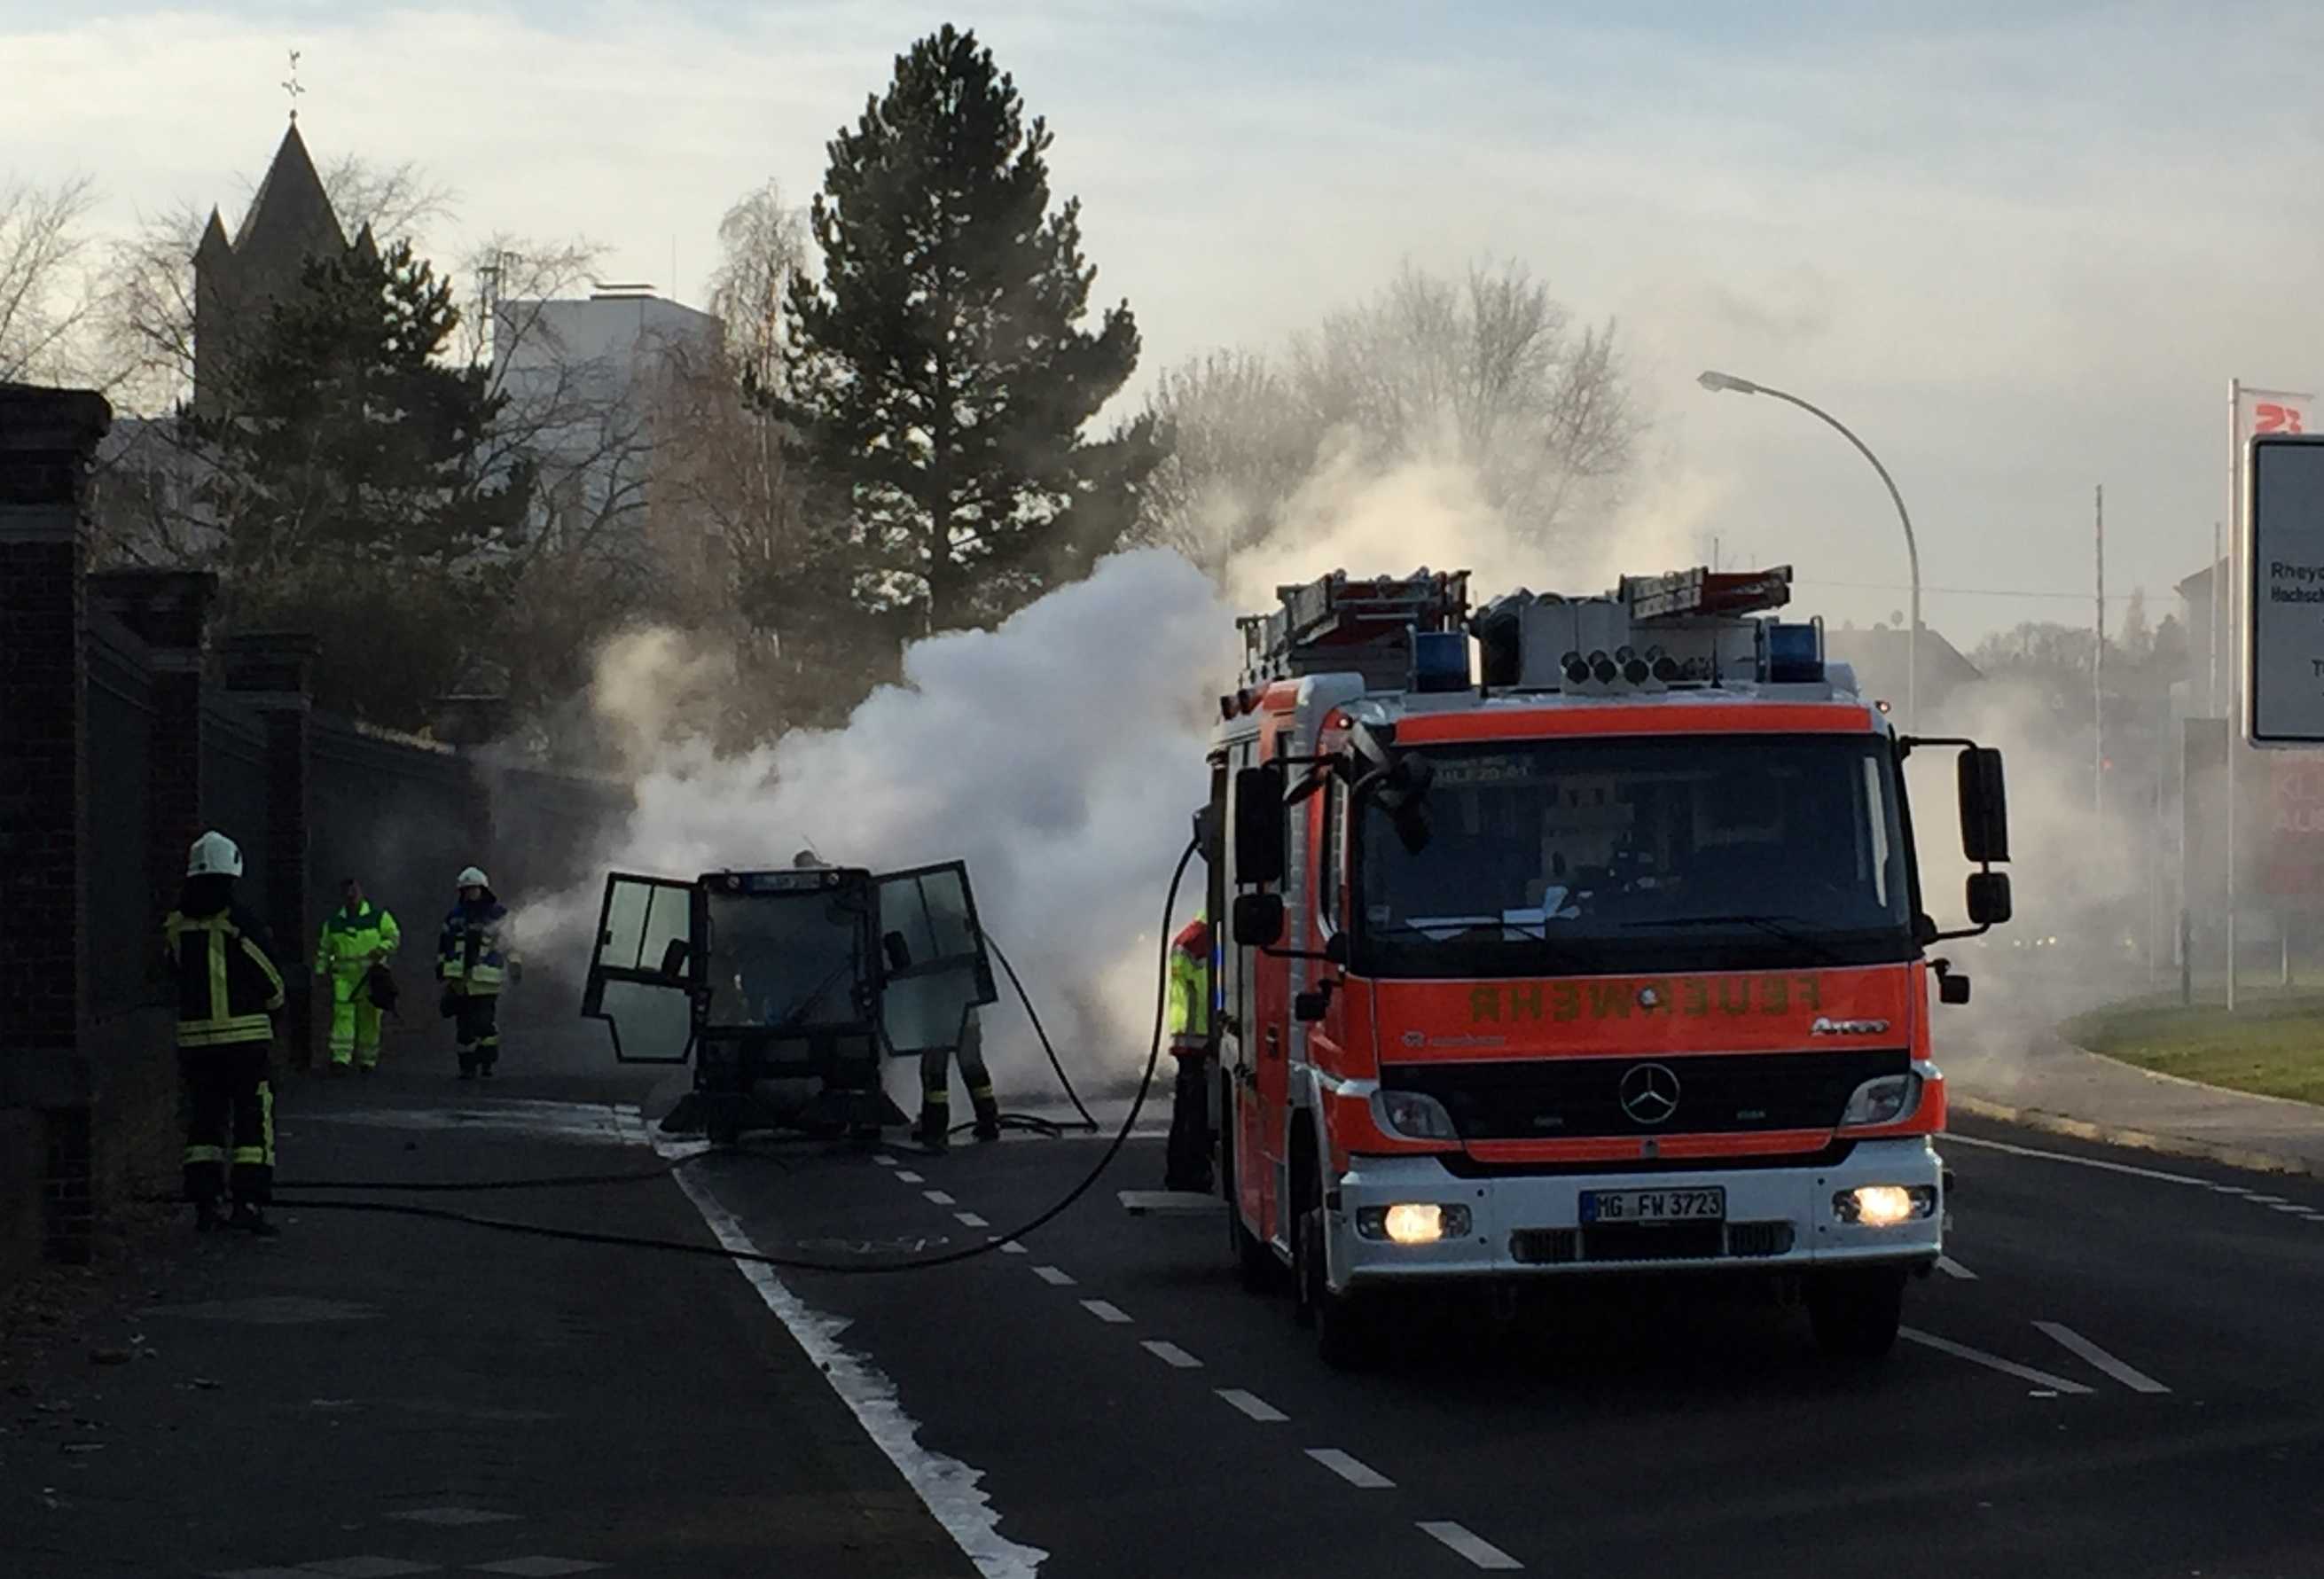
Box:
[582,872,698,1064]
[876,861,999,1058]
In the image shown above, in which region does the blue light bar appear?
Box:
[1411,629,1471,693]
[1757,621,1824,684]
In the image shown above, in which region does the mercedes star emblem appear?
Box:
[1618,1062,1681,1127]
[1637,986,1661,1010]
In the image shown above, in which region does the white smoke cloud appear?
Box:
[525,548,1234,1098]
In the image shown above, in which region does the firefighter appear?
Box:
[438,865,520,1079]
[917,1005,1003,1152]
[315,876,399,1075]
[1163,909,1215,1192]
[164,831,286,1235]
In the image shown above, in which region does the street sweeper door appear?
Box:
[581,872,699,1064]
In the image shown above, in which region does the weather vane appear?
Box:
[282,50,305,122]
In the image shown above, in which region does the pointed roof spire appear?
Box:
[233,121,345,255]
[196,207,232,262]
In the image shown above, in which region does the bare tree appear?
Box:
[0,173,100,384]
[1289,261,1635,535]
[1136,348,1322,578]
[707,180,807,396]
[318,154,457,248]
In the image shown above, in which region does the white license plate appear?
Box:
[1580,1187,1726,1224]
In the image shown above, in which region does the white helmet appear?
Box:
[187,831,243,879]
[457,865,490,888]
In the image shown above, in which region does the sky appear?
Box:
[5,0,2323,645]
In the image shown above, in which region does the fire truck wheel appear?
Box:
[1302,1207,1380,1371]
[1806,1265,1906,1360]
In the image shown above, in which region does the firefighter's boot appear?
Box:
[915,1094,950,1153]
[230,1203,280,1239]
[194,1200,223,1234]
[971,1087,1003,1144]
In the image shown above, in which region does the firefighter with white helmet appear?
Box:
[438,864,520,1078]
[163,831,286,1233]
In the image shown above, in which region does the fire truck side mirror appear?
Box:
[1233,892,1286,949]
[1958,747,2009,864]
[1233,764,1287,886]
[1966,872,2012,927]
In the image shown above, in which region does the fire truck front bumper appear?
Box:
[1327,1137,1944,1290]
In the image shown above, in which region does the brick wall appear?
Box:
[0,382,632,1289]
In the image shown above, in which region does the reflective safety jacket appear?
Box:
[439,896,517,994]
[1167,914,1211,1051]
[316,901,399,979]
[164,903,286,1049]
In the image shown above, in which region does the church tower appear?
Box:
[191,122,356,417]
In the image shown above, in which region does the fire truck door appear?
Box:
[581,872,699,1063]
[873,861,1000,1058]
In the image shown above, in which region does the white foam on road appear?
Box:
[1418,1520,1523,1570]
[652,1135,1046,1579]
[2033,1321,2171,1393]
[1900,1326,2094,1395]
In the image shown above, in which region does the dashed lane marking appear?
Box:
[2249,1195,2289,1205]
[998,1240,1029,1255]
[872,1154,897,1167]
[956,1210,990,1228]
[1032,1265,1076,1286]
[896,1170,924,1184]
[1217,1388,1287,1422]
[1142,1340,1203,1369]
[1937,1255,1977,1279]
[1307,1448,1395,1489]
[1418,1520,1523,1570]
[2033,1321,2171,1393]
[1081,1299,1132,1324]
[924,1189,958,1206]
[1900,1326,2094,1395]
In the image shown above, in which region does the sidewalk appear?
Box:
[1947,1032,2324,1177]
[0,1066,974,1579]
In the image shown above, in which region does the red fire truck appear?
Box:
[1205,566,2012,1366]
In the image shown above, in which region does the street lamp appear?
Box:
[1697,370,1921,731]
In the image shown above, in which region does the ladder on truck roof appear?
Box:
[1239,569,1470,689]
[1617,565,1793,623]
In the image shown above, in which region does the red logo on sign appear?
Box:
[2256,403,2305,434]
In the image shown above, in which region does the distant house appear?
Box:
[1823,624,1983,716]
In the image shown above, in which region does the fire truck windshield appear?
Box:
[705,892,867,1029]
[1352,733,1914,977]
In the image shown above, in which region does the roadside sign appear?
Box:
[2246,434,2324,746]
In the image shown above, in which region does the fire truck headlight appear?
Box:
[1372,1090,1460,1142]
[1358,1203,1473,1243]
[1834,1184,1937,1227]
[1837,1072,1922,1129]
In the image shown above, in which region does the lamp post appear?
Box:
[1698,370,1921,731]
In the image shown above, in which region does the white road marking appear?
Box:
[1081,1299,1132,1324]
[1141,1340,1203,1369]
[1944,1133,2205,1185]
[872,1154,897,1168]
[924,1189,958,1206]
[998,1240,1029,1255]
[1031,1264,1076,1286]
[1899,1326,2095,1394]
[2211,1184,2251,1195]
[2248,1195,2288,1205]
[1937,1255,1978,1279]
[1418,1520,1523,1570]
[955,1211,990,1228]
[2033,1321,2171,1393]
[1217,1388,1287,1422]
[661,1147,1045,1579]
[1307,1448,1395,1489]
[2266,1202,2312,1214]
[896,1170,924,1184]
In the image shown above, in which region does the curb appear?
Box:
[1952,1094,2316,1179]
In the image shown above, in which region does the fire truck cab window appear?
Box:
[706,893,865,1030]
[1356,734,1913,975]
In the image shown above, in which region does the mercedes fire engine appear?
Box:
[1206,566,2013,1366]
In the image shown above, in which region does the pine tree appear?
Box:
[781,24,1157,632]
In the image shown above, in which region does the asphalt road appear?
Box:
[673,1100,2324,1579]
